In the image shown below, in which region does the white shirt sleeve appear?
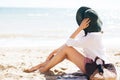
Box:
[66,30,88,48]
[66,38,81,47]
[66,31,108,62]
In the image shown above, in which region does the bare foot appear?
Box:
[24,62,49,73]
[39,67,48,73]
[24,65,40,73]
[24,69,34,73]
[24,67,38,73]
[39,67,56,76]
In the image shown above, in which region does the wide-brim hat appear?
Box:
[76,6,91,26]
[76,6,102,34]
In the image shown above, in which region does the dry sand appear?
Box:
[0,47,120,80]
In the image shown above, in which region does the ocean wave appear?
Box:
[0,34,33,38]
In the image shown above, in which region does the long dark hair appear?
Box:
[76,6,103,36]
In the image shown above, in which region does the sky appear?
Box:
[0,0,120,9]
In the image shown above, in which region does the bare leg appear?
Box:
[24,61,49,73]
[39,44,86,73]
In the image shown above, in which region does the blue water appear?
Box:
[0,8,76,35]
[0,7,120,48]
[0,8,120,35]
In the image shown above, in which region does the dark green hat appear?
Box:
[76,6,102,36]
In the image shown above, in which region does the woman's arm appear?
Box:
[46,18,90,61]
[46,44,66,61]
[46,48,59,61]
[70,18,90,38]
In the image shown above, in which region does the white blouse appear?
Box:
[66,30,108,63]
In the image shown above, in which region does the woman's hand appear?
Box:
[79,18,90,30]
[45,44,66,61]
[69,18,90,38]
[46,51,55,61]
[46,48,59,61]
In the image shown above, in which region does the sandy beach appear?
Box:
[0,47,80,80]
[0,7,120,80]
[0,46,120,80]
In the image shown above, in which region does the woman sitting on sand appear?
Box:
[24,6,108,74]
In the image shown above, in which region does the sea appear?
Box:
[0,7,120,48]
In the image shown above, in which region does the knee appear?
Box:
[61,44,72,52]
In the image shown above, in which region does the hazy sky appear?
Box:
[0,0,120,9]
